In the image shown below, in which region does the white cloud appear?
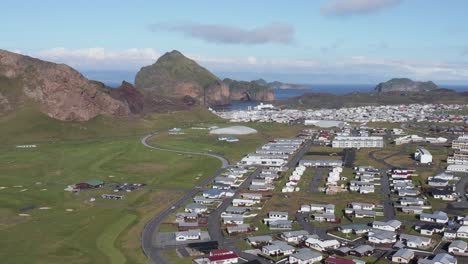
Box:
[22,47,468,83]
[247,56,257,65]
[34,47,160,70]
[149,22,295,45]
[322,0,401,16]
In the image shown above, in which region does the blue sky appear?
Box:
[3,0,468,84]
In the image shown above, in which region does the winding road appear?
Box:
[140,132,229,264]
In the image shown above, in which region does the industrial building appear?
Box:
[415,148,433,164]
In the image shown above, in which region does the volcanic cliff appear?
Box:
[0,49,130,121]
[135,50,274,105]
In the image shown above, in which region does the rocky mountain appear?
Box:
[222,78,275,101]
[0,49,130,121]
[135,50,274,105]
[375,78,439,93]
[253,79,309,90]
[135,50,230,105]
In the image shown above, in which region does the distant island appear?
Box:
[253,78,310,90]
[375,78,439,93]
[280,78,467,109]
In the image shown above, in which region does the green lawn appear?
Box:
[0,138,221,264]
[0,105,229,264]
[97,214,137,264]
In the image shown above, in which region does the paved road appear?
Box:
[140,132,229,264]
[379,169,395,220]
[309,168,324,193]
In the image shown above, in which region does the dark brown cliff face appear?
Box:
[110,81,145,114]
[0,49,130,121]
[110,80,192,114]
[222,78,275,102]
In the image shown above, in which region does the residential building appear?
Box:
[338,224,371,234]
[392,248,415,263]
[420,211,449,224]
[399,234,432,248]
[349,245,374,257]
[208,249,239,264]
[289,248,323,264]
[448,240,468,255]
[175,229,201,241]
[368,229,397,244]
[262,241,295,256]
[457,225,468,238]
[246,235,272,247]
[372,220,402,232]
[305,238,340,251]
[417,253,457,264]
[280,230,309,244]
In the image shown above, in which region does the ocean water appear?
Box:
[274,84,468,100]
[230,84,468,111]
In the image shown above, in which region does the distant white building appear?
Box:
[447,164,468,174]
[332,136,384,148]
[254,102,276,111]
[415,148,432,164]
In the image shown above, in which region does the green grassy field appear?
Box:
[0,108,229,264]
[0,138,221,264]
[150,122,305,163]
[0,107,309,264]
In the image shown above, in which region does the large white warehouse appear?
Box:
[415,148,432,164]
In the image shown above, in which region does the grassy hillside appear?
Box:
[0,107,222,144]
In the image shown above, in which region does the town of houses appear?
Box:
[155,110,468,264]
[212,103,468,125]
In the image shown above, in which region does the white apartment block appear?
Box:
[332,136,384,148]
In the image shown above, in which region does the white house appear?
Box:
[309,204,335,213]
[457,226,468,239]
[368,230,397,244]
[232,199,256,207]
[372,220,402,232]
[448,240,467,255]
[262,241,295,256]
[185,203,208,214]
[289,248,322,264]
[246,235,273,247]
[264,211,288,222]
[392,248,415,263]
[420,211,449,224]
[417,253,457,264]
[280,230,309,244]
[304,238,340,251]
[399,234,432,248]
[350,202,375,211]
[175,229,201,241]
